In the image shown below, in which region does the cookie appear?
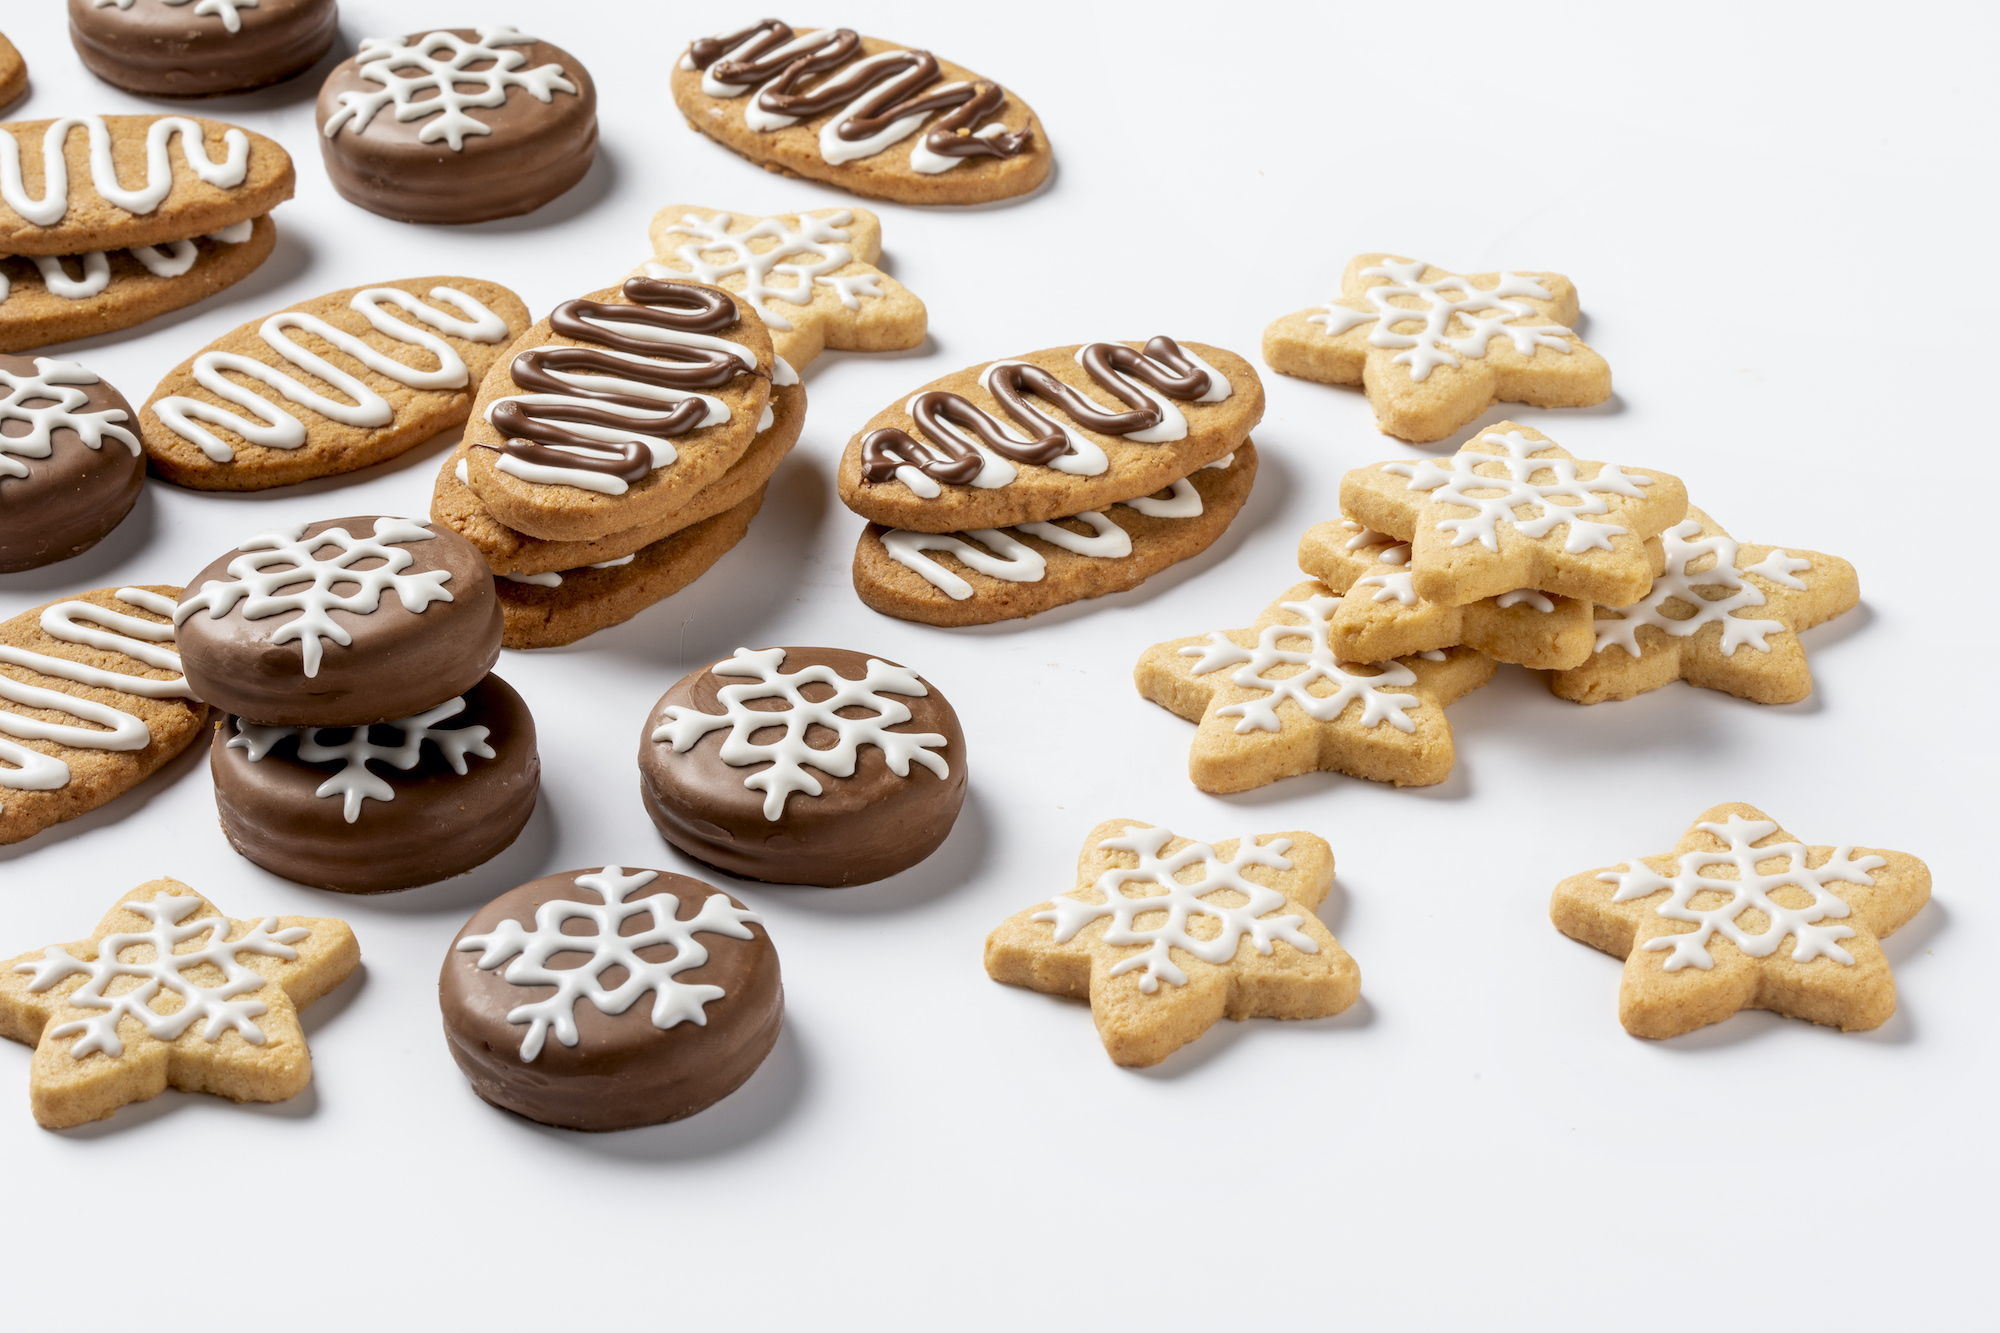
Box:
[1297,519,1594,670]
[1552,803,1931,1038]
[1341,423,1687,608]
[0,585,203,845]
[1550,508,1859,705]
[460,277,776,543]
[432,372,804,576]
[841,337,1262,533]
[640,204,926,370]
[441,866,781,1131]
[640,646,967,886]
[141,276,529,489]
[0,114,292,256]
[0,214,274,354]
[1265,255,1612,443]
[673,19,1048,206]
[213,674,540,894]
[317,26,596,225]
[1136,579,1495,793]
[856,445,1258,626]
[0,879,358,1128]
[176,516,501,727]
[984,821,1359,1068]
[70,0,338,98]
[0,355,142,572]
[0,34,29,112]
[499,487,767,650]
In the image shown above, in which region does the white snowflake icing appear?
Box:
[1035,825,1317,992]
[1602,814,1884,972]
[0,356,139,480]
[456,867,760,1062]
[227,696,494,824]
[1181,594,1425,734]
[1593,517,1812,657]
[321,27,577,151]
[649,210,884,333]
[16,896,307,1059]
[651,647,951,821]
[1310,258,1574,382]
[175,518,452,679]
[1384,429,1652,555]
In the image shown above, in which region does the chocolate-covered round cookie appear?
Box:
[441,866,781,1131]
[639,646,968,887]
[212,672,539,893]
[69,0,339,98]
[176,515,502,727]
[0,354,144,573]
[315,26,598,225]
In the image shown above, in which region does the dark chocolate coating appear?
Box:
[69,0,338,98]
[440,868,782,1131]
[638,646,967,887]
[211,672,538,893]
[315,28,598,225]
[177,515,502,727]
[0,354,143,573]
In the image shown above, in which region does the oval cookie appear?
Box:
[0,34,27,113]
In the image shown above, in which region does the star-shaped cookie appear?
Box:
[641,204,926,370]
[1136,579,1495,792]
[985,820,1360,1067]
[1298,518,1595,669]
[0,880,360,1128]
[1341,422,1687,608]
[1549,507,1858,704]
[1552,803,1929,1038]
[1263,254,1611,442]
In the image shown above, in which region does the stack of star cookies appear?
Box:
[431,275,802,648]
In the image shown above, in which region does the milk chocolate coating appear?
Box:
[440,868,782,1131]
[69,0,338,98]
[315,29,598,225]
[638,646,967,887]
[0,354,143,573]
[211,672,539,893]
[177,515,502,727]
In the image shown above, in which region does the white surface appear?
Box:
[1,3,1992,1327]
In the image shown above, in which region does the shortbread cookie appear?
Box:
[433,373,803,575]
[0,114,292,256]
[317,27,597,225]
[0,355,142,572]
[462,277,776,543]
[0,34,29,112]
[1265,255,1611,443]
[1552,803,1930,1038]
[1342,423,1687,608]
[841,338,1261,533]
[0,585,203,845]
[71,0,338,97]
[442,866,781,1131]
[640,646,967,886]
[857,445,1257,626]
[985,821,1360,1068]
[141,276,528,490]
[0,879,358,1128]
[212,673,539,894]
[177,516,501,727]
[673,19,1048,206]
[499,487,767,649]
[0,214,274,354]
[1298,519,1594,669]
[1137,579,1495,793]
[1550,508,1859,705]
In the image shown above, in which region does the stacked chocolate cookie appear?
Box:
[176,515,540,894]
[431,276,803,648]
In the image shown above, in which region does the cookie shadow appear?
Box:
[458,144,620,235]
[1131,994,1377,1080]
[0,481,160,595]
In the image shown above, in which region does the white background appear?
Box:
[1,2,1992,1327]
